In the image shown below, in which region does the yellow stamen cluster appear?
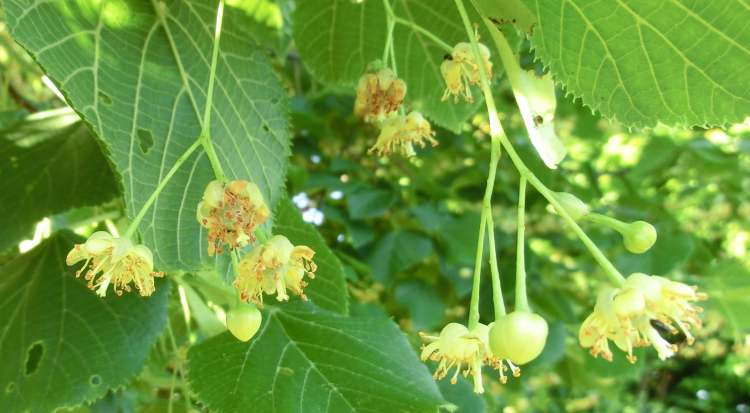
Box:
[441,42,492,103]
[196,180,270,256]
[420,323,520,394]
[354,68,407,122]
[66,231,163,297]
[233,235,317,305]
[368,111,437,157]
[579,273,706,362]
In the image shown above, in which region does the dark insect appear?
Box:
[650,319,687,345]
[443,53,453,61]
[533,115,544,126]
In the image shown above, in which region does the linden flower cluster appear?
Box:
[233,234,317,305]
[420,323,520,394]
[354,68,407,122]
[579,273,706,362]
[66,231,163,297]
[196,179,270,256]
[368,111,437,157]
[441,42,492,103]
[355,66,437,157]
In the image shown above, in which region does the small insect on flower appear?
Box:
[66,231,164,297]
[368,111,437,157]
[196,180,270,256]
[354,68,407,122]
[579,273,706,362]
[233,235,317,305]
[420,323,520,394]
[440,42,492,103]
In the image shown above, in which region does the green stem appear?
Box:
[382,0,395,66]
[485,196,506,319]
[584,212,630,233]
[392,16,453,52]
[124,139,202,238]
[166,320,179,413]
[515,177,529,311]
[458,0,626,287]
[200,0,227,182]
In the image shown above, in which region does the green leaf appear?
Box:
[273,199,349,315]
[474,0,536,34]
[0,231,169,412]
[367,230,434,282]
[0,110,118,252]
[346,186,396,220]
[525,0,750,127]
[292,0,487,132]
[4,0,290,271]
[187,303,445,412]
[394,280,445,331]
[703,259,750,340]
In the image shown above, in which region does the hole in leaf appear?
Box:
[89,374,102,386]
[5,382,15,394]
[98,91,112,105]
[137,128,154,154]
[25,342,44,376]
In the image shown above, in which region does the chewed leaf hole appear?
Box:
[98,91,112,105]
[25,341,44,376]
[89,374,102,386]
[137,128,154,154]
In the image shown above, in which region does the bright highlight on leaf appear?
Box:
[515,70,566,169]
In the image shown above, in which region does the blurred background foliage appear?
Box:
[1,1,749,412]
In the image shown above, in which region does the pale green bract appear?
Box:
[4,0,290,271]
[188,303,446,413]
[525,0,750,127]
[293,0,488,132]
[0,232,168,413]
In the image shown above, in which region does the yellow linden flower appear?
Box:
[420,322,519,394]
[354,68,407,122]
[368,111,437,157]
[579,273,706,362]
[233,235,316,305]
[441,42,492,103]
[66,231,163,297]
[196,179,270,256]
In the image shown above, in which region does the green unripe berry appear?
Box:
[554,192,590,221]
[622,221,657,254]
[226,304,262,342]
[489,311,549,365]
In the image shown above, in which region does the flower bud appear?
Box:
[226,304,262,342]
[489,311,548,365]
[440,42,492,103]
[553,192,589,220]
[354,68,406,122]
[622,221,657,254]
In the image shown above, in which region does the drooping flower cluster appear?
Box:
[233,235,317,305]
[368,111,437,157]
[579,273,706,362]
[196,180,270,256]
[354,68,407,122]
[441,42,492,103]
[420,322,520,394]
[66,231,163,297]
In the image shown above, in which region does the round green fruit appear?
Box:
[489,311,549,365]
[226,305,262,342]
[623,221,657,254]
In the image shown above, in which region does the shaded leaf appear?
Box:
[0,232,169,412]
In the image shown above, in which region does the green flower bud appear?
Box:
[554,192,590,220]
[623,221,657,254]
[226,304,262,342]
[489,311,548,365]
